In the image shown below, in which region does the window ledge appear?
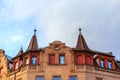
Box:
[48,64,67,66]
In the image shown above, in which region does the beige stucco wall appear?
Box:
[86,66,120,80]
[0,49,8,80]
[0,41,120,80]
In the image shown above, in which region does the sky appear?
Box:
[0,0,120,59]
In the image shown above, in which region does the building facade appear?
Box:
[0,29,120,80]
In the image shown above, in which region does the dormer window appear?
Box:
[32,56,37,64]
[108,61,112,69]
[100,59,104,68]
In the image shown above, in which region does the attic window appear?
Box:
[54,46,59,50]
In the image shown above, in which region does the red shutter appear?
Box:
[76,55,82,64]
[86,56,91,64]
[49,55,55,64]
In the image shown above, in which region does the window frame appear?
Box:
[49,54,55,64]
[96,77,102,80]
[53,76,61,80]
[86,56,91,65]
[59,54,65,64]
[0,68,2,76]
[32,56,37,64]
[36,76,44,80]
[15,61,19,70]
[100,59,104,68]
[69,76,77,80]
[107,60,112,69]
[25,57,29,64]
[76,55,82,64]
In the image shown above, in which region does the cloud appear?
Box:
[0,0,120,59]
[11,35,23,43]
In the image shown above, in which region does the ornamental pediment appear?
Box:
[44,41,71,52]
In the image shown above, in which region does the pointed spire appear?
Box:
[76,28,90,50]
[26,29,39,51]
[34,28,37,35]
[79,28,82,34]
[16,46,23,56]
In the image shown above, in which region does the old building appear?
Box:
[0,29,120,80]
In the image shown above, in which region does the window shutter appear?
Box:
[76,55,82,64]
[49,55,55,64]
[86,56,91,64]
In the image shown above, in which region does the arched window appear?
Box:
[32,56,37,64]
[15,61,19,70]
[25,58,29,64]
[86,56,91,64]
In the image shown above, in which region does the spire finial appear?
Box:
[79,28,82,34]
[21,45,23,50]
[34,27,37,34]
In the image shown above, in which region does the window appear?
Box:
[25,58,29,64]
[53,76,61,80]
[36,76,44,80]
[100,59,104,68]
[20,60,23,66]
[96,77,102,80]
[54,46,60,50]
[59,54,65,64]
[32,56,37,64]
[17,78,22,80]
[70,76,77,80]
[49,54,55,64]
[0,68,2,76]
[108,61,112,69]
[15,61,19,70]
[86,56,91,64]
[76,55,82,64]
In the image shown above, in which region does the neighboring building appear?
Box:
[0,29,120,80]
